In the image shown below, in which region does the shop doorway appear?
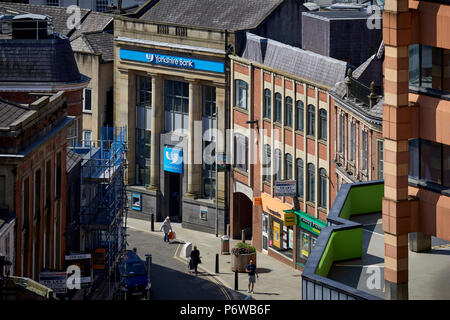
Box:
[232,192,253,240]
[167,172,182,222]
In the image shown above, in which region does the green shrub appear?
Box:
[231,242,256,256]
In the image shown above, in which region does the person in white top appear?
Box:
[160,216,173,243]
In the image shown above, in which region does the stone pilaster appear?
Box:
[382,0,413,300]
[185,79,202,198]
[149,74,163,191]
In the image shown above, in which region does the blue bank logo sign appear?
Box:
[164,146,183,173]
[120,49,224,73]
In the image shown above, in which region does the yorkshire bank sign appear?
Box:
[120,49,224,73]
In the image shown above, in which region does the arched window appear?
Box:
[275,93,282,123]
[234,133,248,172]
[263,144,271,182]
[264,89,271,119]
[296,158,304,198]
[307,163,315,202]
[319,168,327,208]
[234,79,248,110]
[296,100,304,132]
[307,105,315,136]
[285,97,293,127]
[319,109,327,141]
[274,148,282,182]
[285,153,293,180]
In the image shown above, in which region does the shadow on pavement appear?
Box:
[256,268,271,274]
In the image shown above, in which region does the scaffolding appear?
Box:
[73,126,128,274]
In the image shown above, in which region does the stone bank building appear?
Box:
[114,0,306,233]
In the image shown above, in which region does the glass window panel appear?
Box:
[420,139,442,184]
[308,105,315,136]
[408,139,420,180]
[145,107,151,130]
[443,144,450,188]
[296,101,304,131]
[165,111,172,132]
[308,163,315,202]
[444,49,450,92]
[136,106,145,130]
[275,93,282,123]
[297,158,304,197]
[409,44,420,87]
[319,109,327,140]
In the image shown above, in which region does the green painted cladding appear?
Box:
[316,228,363,277]
[315,183,383,278]
[340,184,384,220]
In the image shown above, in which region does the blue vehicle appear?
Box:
[117,250,150,299]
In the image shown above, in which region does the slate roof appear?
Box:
[67,148,82,173]
[0,2,91,36]
[0,37,82,82]
[137,0,282,30]
[0,2,113,38]
[329,42,384,122]
[242,33,348,88]
[0,98,30,128]
[71,31,114,62]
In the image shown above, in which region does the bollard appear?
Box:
[234,270,238,291]
[215,254,219,274]
[145,254,152,300]
[151,214,155,232]
[241,229,245,243]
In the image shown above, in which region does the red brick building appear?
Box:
[229,34,348,269]
[0,92,72,280]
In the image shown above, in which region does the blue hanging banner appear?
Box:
[163,146,183,173]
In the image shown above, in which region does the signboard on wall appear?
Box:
[120,49,225,73]
[283,213,296,226]
[273,221,281,248]
[163,146,183,173]
[274,180,297,197]
[39,272,67,294]
[65,254,92,284]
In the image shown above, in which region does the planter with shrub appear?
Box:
[231,242,256,272]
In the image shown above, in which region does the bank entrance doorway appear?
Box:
[167,172,182,222]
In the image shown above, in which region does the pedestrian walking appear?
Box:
[246,259,258,293]
[190,245,201,274]
[160,216,173,243]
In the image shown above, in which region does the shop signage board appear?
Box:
[273,221,281,248]
[283,213,296,226]
[120,49,225,73]
[274,180,297,197]
[39,272,67,294]
[163,146,183,173]
[286,209,327,236]
[65,253,92,284]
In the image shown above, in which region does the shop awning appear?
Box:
[284,209,327,236]
[260,193,294,224]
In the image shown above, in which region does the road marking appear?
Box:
[128,224,233,300]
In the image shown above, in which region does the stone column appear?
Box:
[216,84,226,203]
[149,74,163,191]
[185,79,202,198]
[409,232,432,252]
[382,0,413,300]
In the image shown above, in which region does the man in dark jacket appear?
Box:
[190,245,201,274]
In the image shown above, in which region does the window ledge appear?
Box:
[284,126,293,131]
[408,178,450,197]
[318,139,327,146]
[233,167,249,177]
[306,201,315,208]
[262,117,271,123]
[318,207,327,214]
[409,86,450,102]
[295,130,304,136]
[273,121,282,127]
[233,106,249,115]
[83,110,93,114]
[306,135,315,140]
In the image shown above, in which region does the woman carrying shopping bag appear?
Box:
[160,216,173,243]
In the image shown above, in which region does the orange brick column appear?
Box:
[382,0,413,300]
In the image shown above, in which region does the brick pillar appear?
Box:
[382,0,413,300]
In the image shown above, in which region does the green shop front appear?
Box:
[284,209,327,268]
